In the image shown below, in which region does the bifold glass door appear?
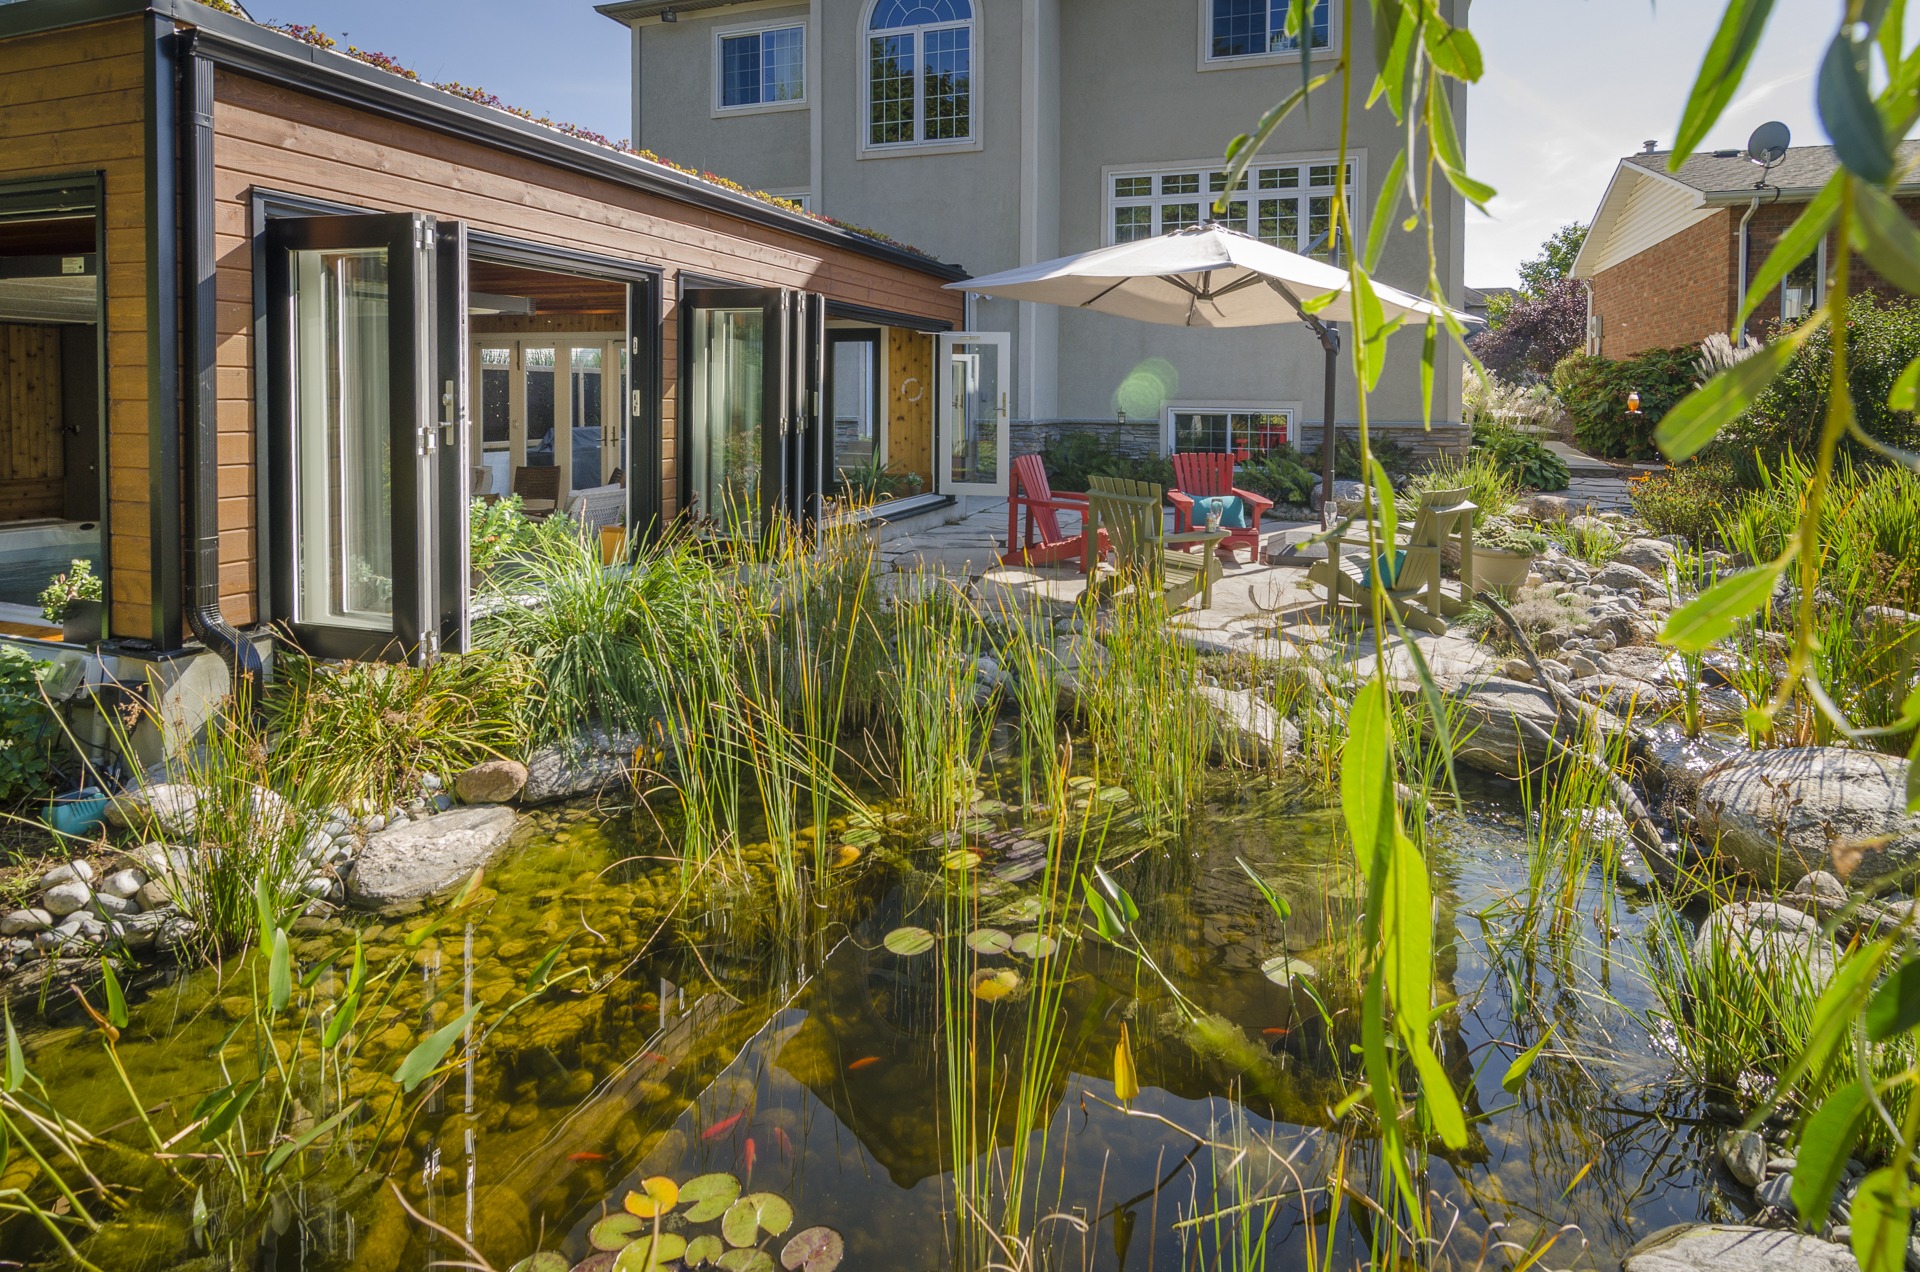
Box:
[268,213,466,662]
[938,332,1009,497]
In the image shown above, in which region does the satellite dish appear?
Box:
[1747,121,1791,166]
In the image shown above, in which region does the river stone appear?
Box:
[0,908,52,936]
[1616,537,1678,573]
[1195,685,1299,766]
[1593,561,1661,596]
[42,881,92,917]
[346,804,518,913]
[1718,1129,1766,1188]
[1447,678,1575,779]
[1622,1224,1858,1272]
[106,782,202,834]
[453,759,529,805]
[521,731,644,805]
[1692,901,1838,989]
[98,868,146,899]
[38,860,93,889]
[1694,748,1920,884]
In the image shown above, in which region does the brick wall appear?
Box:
[1590,210,1735,358]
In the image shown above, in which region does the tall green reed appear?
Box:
[888,572,989,829]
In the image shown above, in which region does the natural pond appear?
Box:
[7,766,1739,1272]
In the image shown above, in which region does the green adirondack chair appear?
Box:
[1082,475,1229,611]
[1306,486,1477,634]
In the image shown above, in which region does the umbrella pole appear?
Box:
[1316,322,1341,531]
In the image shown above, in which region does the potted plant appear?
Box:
[39,559,104,643]
[1471,516,1549,595]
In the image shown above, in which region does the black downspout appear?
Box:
[180,32,266,702]
[143,16,184,650]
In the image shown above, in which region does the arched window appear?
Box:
[867,0,973,148]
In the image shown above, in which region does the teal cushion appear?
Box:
[1359,550,1406,590]
[1190,494,1248,529]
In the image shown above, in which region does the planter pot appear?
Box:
[1471,546,1535,595]
[61,598,104,644]
[46,787,108,838]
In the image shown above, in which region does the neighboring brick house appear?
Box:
[1570,141,1920,359]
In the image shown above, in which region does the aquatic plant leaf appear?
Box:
[199,1076,263,1143]
[1113,1023,1139,1103]
[718,1251,774,1272]
[1259,955,1315,985]
[1866,953,1920,1040]
[1794,1081,1869,1227]
[1659,555,1792,654]
[839,826,880,846]
[299,948,344,990]
[254,873,277,959]
[406,866,486,948]
[965,928,1012,955]
[392,1003,480,1093]
[1499,1026,1555,1094]
[99,957,129,1029]
[746,1193,792,1236]
[780,1227,844,1272]
[722,1192,793,1246]
[1068,775,1097,792]
[831,845,862,869]
[1009,932,1056,959]
[1236,857,1290,922]
[263,1100,361,1176]
[961,817,994,835]
[623,1175,680,1218]
[191,1186,208,1249]
[941,849,980,871]
[993,859,1043,884]
[527,943,566,992]
[681,1171,742,1223]
[685,1235,725,1268]
[969,968,1023,1002]
[509,1256,570,1272]
[269,928,292,1014]
[323,986,361,1050]
[1094,786,1131,805]
[1084,866,1138,942]
[572,1254,619,1272]
[882,926,935,956]
[971,798,1008,815]
[616,1233,687,1272]
[4,1007,23,1093]
[1852,1165,1910,1272]
[590,1214,647,1251]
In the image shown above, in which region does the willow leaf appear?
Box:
[1671,0,1778,164]
[1659,555,1791,654]
[1736,176,1840,333]
[1655,324,1813,461]
[1793,1081,1869,1226]
[1820,31,1894,183]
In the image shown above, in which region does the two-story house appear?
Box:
[598,0,1470,505]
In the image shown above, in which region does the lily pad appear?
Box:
[571,1256,618,1272]
[995,896,1046,924]
[941,849,980,871]
[965,928,1013,955]
[971,797,1009,816]
[681,1172,742,1223]
[1068,775,1098,792]
[1095,786,1132,805]
[590,1214,646,1251]
[962,817,995,835]
[623,1175,679,1218]
[510,1256,570,1272]
[685,1235,726,1268]
[615,1234,686,1272]
[780,1227,845,1272]
[993,859,1044,884]
[970,967,1023,1002]
[1010,932,1057,959]
[722,1192,794,1247]
[840,826,881,845]
[1260,955,1316,985]
[883,926,936,956]
[718,1250,775,1272]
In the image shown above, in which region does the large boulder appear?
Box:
[1592,561,1662,597]
[1309,478,1368,515]
[1447,678,1571,779]
[1691,900,1838,988]
[1693,747,1920,883]
[1195,685,1299,766]
[454,759,529,805]
[1622,1224,1858,1272]
[1615,537,1678,574]
[346,806,517,913]
[105,783,202,835]
[520,730,645,805]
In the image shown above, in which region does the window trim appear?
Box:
[1197,0,1339,72]
[858,0,983,159]
[1102,150,1364,256]
[712,17,810,118]
[1779,235,1827,324]
[1163,401,1304,459]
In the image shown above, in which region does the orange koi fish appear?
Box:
[566,1152,608,1163]
[702,1111,746,1141]
[1261,1027,1290,1038]
[742,1135,757,1182]
[773,1125,794,1161]
[847,1056,882,1072]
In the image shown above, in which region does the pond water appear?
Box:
[8,771,1738,1271]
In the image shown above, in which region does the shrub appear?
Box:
[1470,419,1570,492]
[0,647,58,806]
[1553,345,1701,460]
[1234,448,1317,505]
[470,496,542,582]
[1468,276,1587,382]
[837,457,924,502]
[1400,451,1518,528]
[1040,433,1174,495]
[37,558,101,625]
[1628,459,1743,546]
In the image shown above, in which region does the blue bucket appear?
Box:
[45,787,109,838]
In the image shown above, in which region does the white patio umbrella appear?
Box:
[945,223,1460,526]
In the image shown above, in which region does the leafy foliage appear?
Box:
[1553,344,1702,459]
[1470,419,1571,491]
[1233,446,1320,505]
[469,496,546,582]
[1039,433,1174,497]
[1400,450,1518,529]
[0,646,59,806]
[1470,277,1587,382]
[36,557,101,626]
[1627,459,1744,545]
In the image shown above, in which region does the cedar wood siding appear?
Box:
[210,67,965,613]
[0,16,148,639]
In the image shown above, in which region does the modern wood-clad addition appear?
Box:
[0,0,970,674]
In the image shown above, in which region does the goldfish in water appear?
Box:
[702,1111,745,1141]
[847,1055,882,1072]
[566,1152,608,1163]
[742,1135,757,1182]
[773,1125,794,1161]
[1261,1027,1290,1038]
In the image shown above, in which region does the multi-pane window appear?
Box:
[1170,409,1293,459]
[1110,159,1352,257]
[867,0,974,148]
[719,24,806,109]
[1209,0,1332,60]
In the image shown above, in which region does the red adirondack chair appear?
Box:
[1003,453,1106,572]
[1167,452,1274,563]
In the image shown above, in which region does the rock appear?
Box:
[365,815,387,834]
[1593,561,1661,596]
[106,782,203,835]
[1598,644,1687,687]
[1718,1129,1766,1187]
[1195,685,1300,766]
[41,881,92,917]
[1616,537,1679,573]
[521,730,644,805]
[1622,1224,1858,1272]
[1753,1171,1796,1212]
[1449,679,1573,779]
[1694,748,1920,884]
[1796,871,1848,905]
[420,773,443,792]
[118,909,167,950]
[0,908,52,936]
[1500,658,1535,683]
[1568,674,1670,718]
[453,759,529,805]
[1640,723,1748,795]
[97,868,146,899]
[430,793,453,813]
[346,805,518,913]
[135,881,172,911]
[1310,478,1369,515]
[53,912,107,947]
[1692,901,1838,989]
[93,894,132,916]
[1567,652,1601,679]
[1526,493,1580,522]
[37,860,93,889]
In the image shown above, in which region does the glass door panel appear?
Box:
[570,344,605,491]
[686,287,789,537]
[523,344,560,507]
[937,332,1008,496]
[477,344,512,497]
[828,331,881,505]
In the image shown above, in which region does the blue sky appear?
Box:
[258,0,1840,289]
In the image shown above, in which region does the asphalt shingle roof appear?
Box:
[1624,140,1920,195]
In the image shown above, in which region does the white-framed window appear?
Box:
[1165,403,1298,459]
[1780,237,1826,323]
[715,21,807,113]
[1107,156,1354,258]
[1203,0,1333,67]
[865,0,975,151]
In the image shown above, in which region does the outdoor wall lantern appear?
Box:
[1627,390,1642,415]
